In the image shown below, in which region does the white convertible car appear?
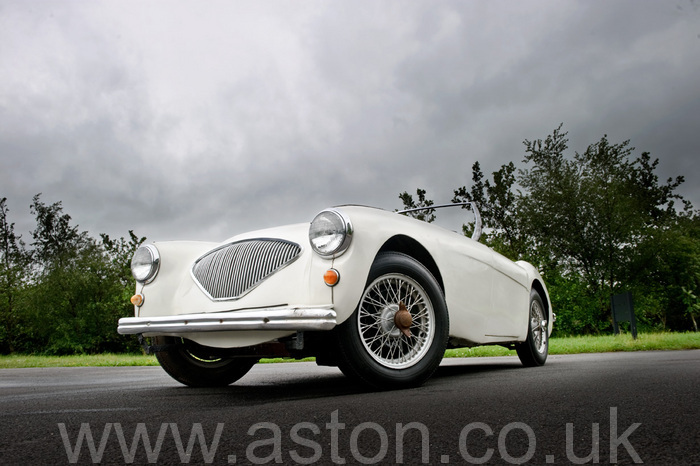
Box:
[118,203,552,389]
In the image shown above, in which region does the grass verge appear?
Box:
[446,331,700,357]
[1,332,698,369]
[0,353,160,368]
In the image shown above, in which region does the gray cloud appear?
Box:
[1,0,698,244]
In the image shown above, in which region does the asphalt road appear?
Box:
[1,350,698,465]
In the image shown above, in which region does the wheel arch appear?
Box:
[334,250,450,388]
[377,235,444,293]
[531,279,549,317]
[531,279,554,338]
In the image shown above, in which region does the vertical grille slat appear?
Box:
[191,239,302,300]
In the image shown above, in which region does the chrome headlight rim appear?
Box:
[131,244,160,284]
[309,208,353,258]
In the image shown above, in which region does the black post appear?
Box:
[611,292,637,339]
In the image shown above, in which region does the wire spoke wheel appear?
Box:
[530,298,547,355]
[516,289,549,367]
[335,252,448,389]
[358,274,435,369]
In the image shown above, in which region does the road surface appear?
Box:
[1,350,698,465]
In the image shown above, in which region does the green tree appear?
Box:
[631,213,700,330]
[399,125,698,333]
[453,161,530,260]
[681,287,699,332]
[100,231,147,353]
[398,188,436,223]
[520,128,685,293]
[517,126,693,331]
[101,231,147,289]
[22,194,143,354]
[29,194,90,271]
[0,198,31,353]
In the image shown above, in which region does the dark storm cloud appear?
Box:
[0,0,697,244]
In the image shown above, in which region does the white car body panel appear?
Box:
[329,207,535,344]
[120,205,552,349]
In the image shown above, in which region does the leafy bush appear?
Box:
[1,195,143,355]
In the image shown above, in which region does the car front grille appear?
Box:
[192,239,302,300]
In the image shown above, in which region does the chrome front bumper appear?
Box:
[117,307,337,335]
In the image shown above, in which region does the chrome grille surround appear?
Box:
[191,238,302,301]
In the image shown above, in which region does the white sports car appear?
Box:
[118,203,552,389]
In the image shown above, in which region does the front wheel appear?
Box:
[335,252,449,389]
[515,290,549,367]
[154,337,258,387]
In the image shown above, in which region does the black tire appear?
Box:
[335,252,449,389]
[154,337,258,387]
[515,289,549,367]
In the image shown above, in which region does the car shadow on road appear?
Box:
[156,358,526,405]
[153,365,370,404]
[432,358,523,379]
[433,358,524,380]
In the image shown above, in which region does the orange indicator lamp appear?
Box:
[130,294,144,307]
[323,269,340,287]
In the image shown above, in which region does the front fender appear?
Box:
[516,260,554,337]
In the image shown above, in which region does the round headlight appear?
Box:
[309,209,353,257]
[131,244,160,284]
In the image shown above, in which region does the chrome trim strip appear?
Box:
[117,307,337,335]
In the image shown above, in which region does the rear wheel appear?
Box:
[336,252,449,389]
[154,336,258,387]
[515,290,548,367]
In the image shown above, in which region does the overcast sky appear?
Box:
[1,0,698,244]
